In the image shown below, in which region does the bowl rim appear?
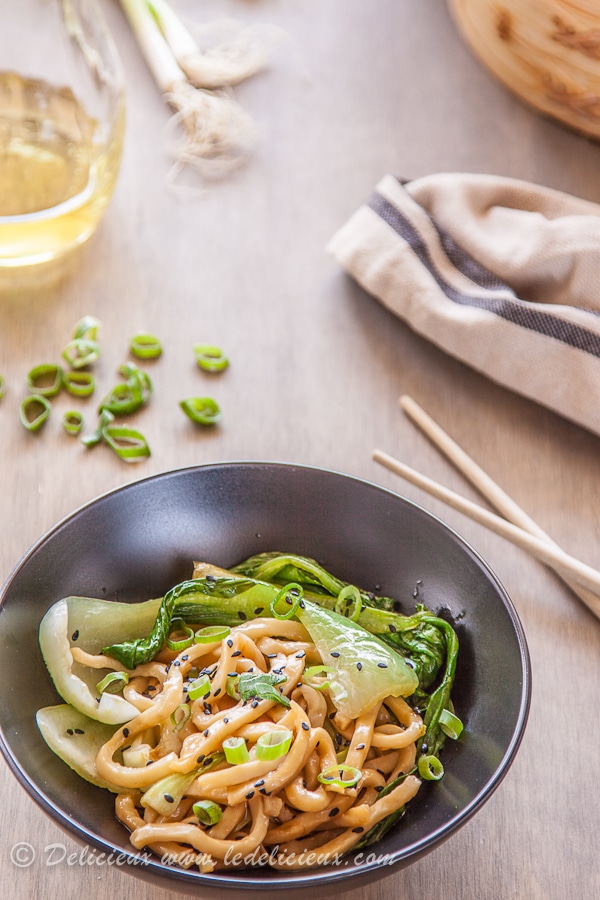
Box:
[0,460,532,890]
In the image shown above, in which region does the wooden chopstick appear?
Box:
[372,448,600,617]
[398,395,600,620]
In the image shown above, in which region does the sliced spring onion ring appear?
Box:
[302,665,335,691]
[166,618,195,651]
[20,395,51,432]
[26,363,63,397]
[72,316,101,342]
[255,729,293,761]
[170,703,191,732]
[193,344,229,372]
[334,584,362,622]
[439,708,464,740]
[187,675,211,701]
[317,763,362,789]
[130,333,163,359]
[102,424,151,462]
[270,583,303,620]
[226,674,240,700]
[194,625,231,644]
[63,410,84,436]
[81,409,114,447]
[179,396,222,425]
[418,754,445,781]
[63,370,95,397]
[193,800,223,825]
[96,671,130,695]
[62,338,100,369]
[222,736,250,765]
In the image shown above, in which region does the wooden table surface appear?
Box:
[1,2,599,898]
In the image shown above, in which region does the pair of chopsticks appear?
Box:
[373,395,600,621]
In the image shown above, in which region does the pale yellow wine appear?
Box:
[0,71,124,267]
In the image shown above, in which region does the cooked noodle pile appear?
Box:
[74,617,424,871]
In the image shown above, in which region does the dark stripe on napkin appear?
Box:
[369,190,600,359]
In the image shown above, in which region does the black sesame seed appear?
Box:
[356,662,363,671]
[123,728,130,738]
[197,754,205,764]
[164,793,175,803]
[266,653,277,659]
[226,639,233,648]
[238,611,247,620]
[259,788,269,795]
[227,671,238,678]
[251,700,259,708]
[329,711,336,720]
[246,790,255,799]
[388,624,397,633]
[301,722,310,731]
[205,574,215,582]
[203,728,210,737]
[173,660,181,667]
[223,717,229,724]
[299,599,305,608]
[231,650,242,658]
[330,651,340,658]
[71,629,79,641]
[352,827,364,834]
[356,743,366,750]
[377,662,388,669]
[214,687,222,697]
[146,760,153,766]
[74,728,85,735]
[147,685,157,691]
[374,785,384,793]
[66,728,74,735]
[328,807,340,817]
[254,779,265,787]
[181,654,189,661]
[205,757,212,766]
[295,651,306,659]
[254,607,264,615]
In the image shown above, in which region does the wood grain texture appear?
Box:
[1,2,599,899]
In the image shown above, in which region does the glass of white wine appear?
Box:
[0,0,125,272]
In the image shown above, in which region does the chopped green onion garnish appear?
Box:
[226,674,240,700]
[96,671,130,694]
[141,770,198,816]
[62,338,100,369]
[166,618,195,651]
[222,736,250,765]
[99,364,152,416]
[179,396,222,425]
[26,363,63,397]
[439,708,463,740]
[130,333,163,359]
[187,675,211,701]
[81,409,114,447]
[63,370,95,397]
[255,729,293,761]
[72,316,101,342]
[170,703,191,732]
[193,344,229,372]
[334,584,362,622]
[0,375,5,400]
[62,410,84,436]
[20,395,51,432]
[195,625,231,644]
[303,665,335,691]
[418,754,445,781]
[102,424,151,462]
[193,799,223,825]
[270,583,303,620]
[317,763,362,789]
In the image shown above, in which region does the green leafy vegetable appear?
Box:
[236,671,290,708]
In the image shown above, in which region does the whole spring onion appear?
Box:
[130,333,163,359]
[20,395,51,432]
[222,736,250,765]
[317,764,362,789]
[255,730,293,761]
[180,396,221,425]
[193,344,229,373]
[63,411,84,436]
[118,0,258,182]
[63,370,95,397]
[26,363,63,397]
[193,800,222,826]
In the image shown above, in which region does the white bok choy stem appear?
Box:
[118,0,256,179]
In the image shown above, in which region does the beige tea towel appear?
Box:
[328,172,600,436]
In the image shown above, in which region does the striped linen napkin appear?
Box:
[327,172,600,437]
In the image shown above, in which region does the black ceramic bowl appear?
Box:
[0,463,530,897]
